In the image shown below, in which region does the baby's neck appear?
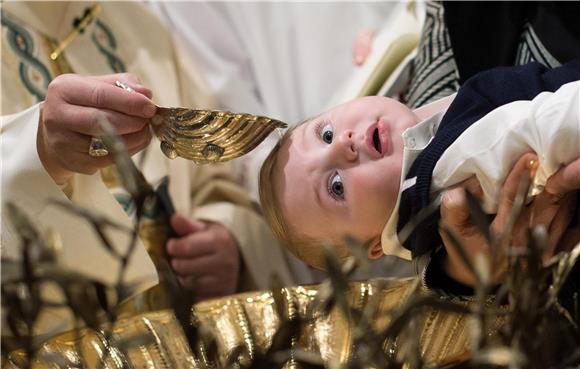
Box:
[413,95,455,121]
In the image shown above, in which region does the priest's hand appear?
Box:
[38,73,155,184]
[167,213,241,301]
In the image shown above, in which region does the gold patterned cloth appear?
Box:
[4,279,502,368]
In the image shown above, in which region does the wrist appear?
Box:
[423,247,475,297]
[441,252,477,286]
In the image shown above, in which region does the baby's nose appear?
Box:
[337,130,358,161]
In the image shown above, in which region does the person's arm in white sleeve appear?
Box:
[2,103,158,337]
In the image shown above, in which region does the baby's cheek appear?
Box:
[350,175,386,207]
[356,170,397,211]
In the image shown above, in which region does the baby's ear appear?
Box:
[367,240,383,260]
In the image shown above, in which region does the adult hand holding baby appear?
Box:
[439,153,579,286]
[38,73,155,184]
[533,156,580,254]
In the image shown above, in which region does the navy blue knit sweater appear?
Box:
[397,59,580,257]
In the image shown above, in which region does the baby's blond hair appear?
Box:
[259,127,350,270]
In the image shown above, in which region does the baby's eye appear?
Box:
[328,172,344,200]
[320,124,333,144]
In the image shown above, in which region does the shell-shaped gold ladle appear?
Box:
[116,81,287,164]
[151,107,287,164]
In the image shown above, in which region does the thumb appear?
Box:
[545,156,580,197]
[440,187,470,231]
[170,213,207,236]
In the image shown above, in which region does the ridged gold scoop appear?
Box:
[151,108,287,163]
[115,81,287,164]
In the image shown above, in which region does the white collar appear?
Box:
[380,109,447,260]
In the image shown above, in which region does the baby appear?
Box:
[259,61,580,269]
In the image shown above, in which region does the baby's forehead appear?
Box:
[274,133,295,180]
[274,127,313,202]
[281,118,311,151]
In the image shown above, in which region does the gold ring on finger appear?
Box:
[88,137,109,157]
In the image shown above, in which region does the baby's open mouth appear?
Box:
[372,128,382,154]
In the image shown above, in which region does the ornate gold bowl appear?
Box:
[4,278,501,368]
[151,108,287,164]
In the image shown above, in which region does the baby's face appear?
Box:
[276,96,419,248]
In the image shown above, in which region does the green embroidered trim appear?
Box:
[1,12,53,101]
[91,19,126,73]
[113,192,137,217]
